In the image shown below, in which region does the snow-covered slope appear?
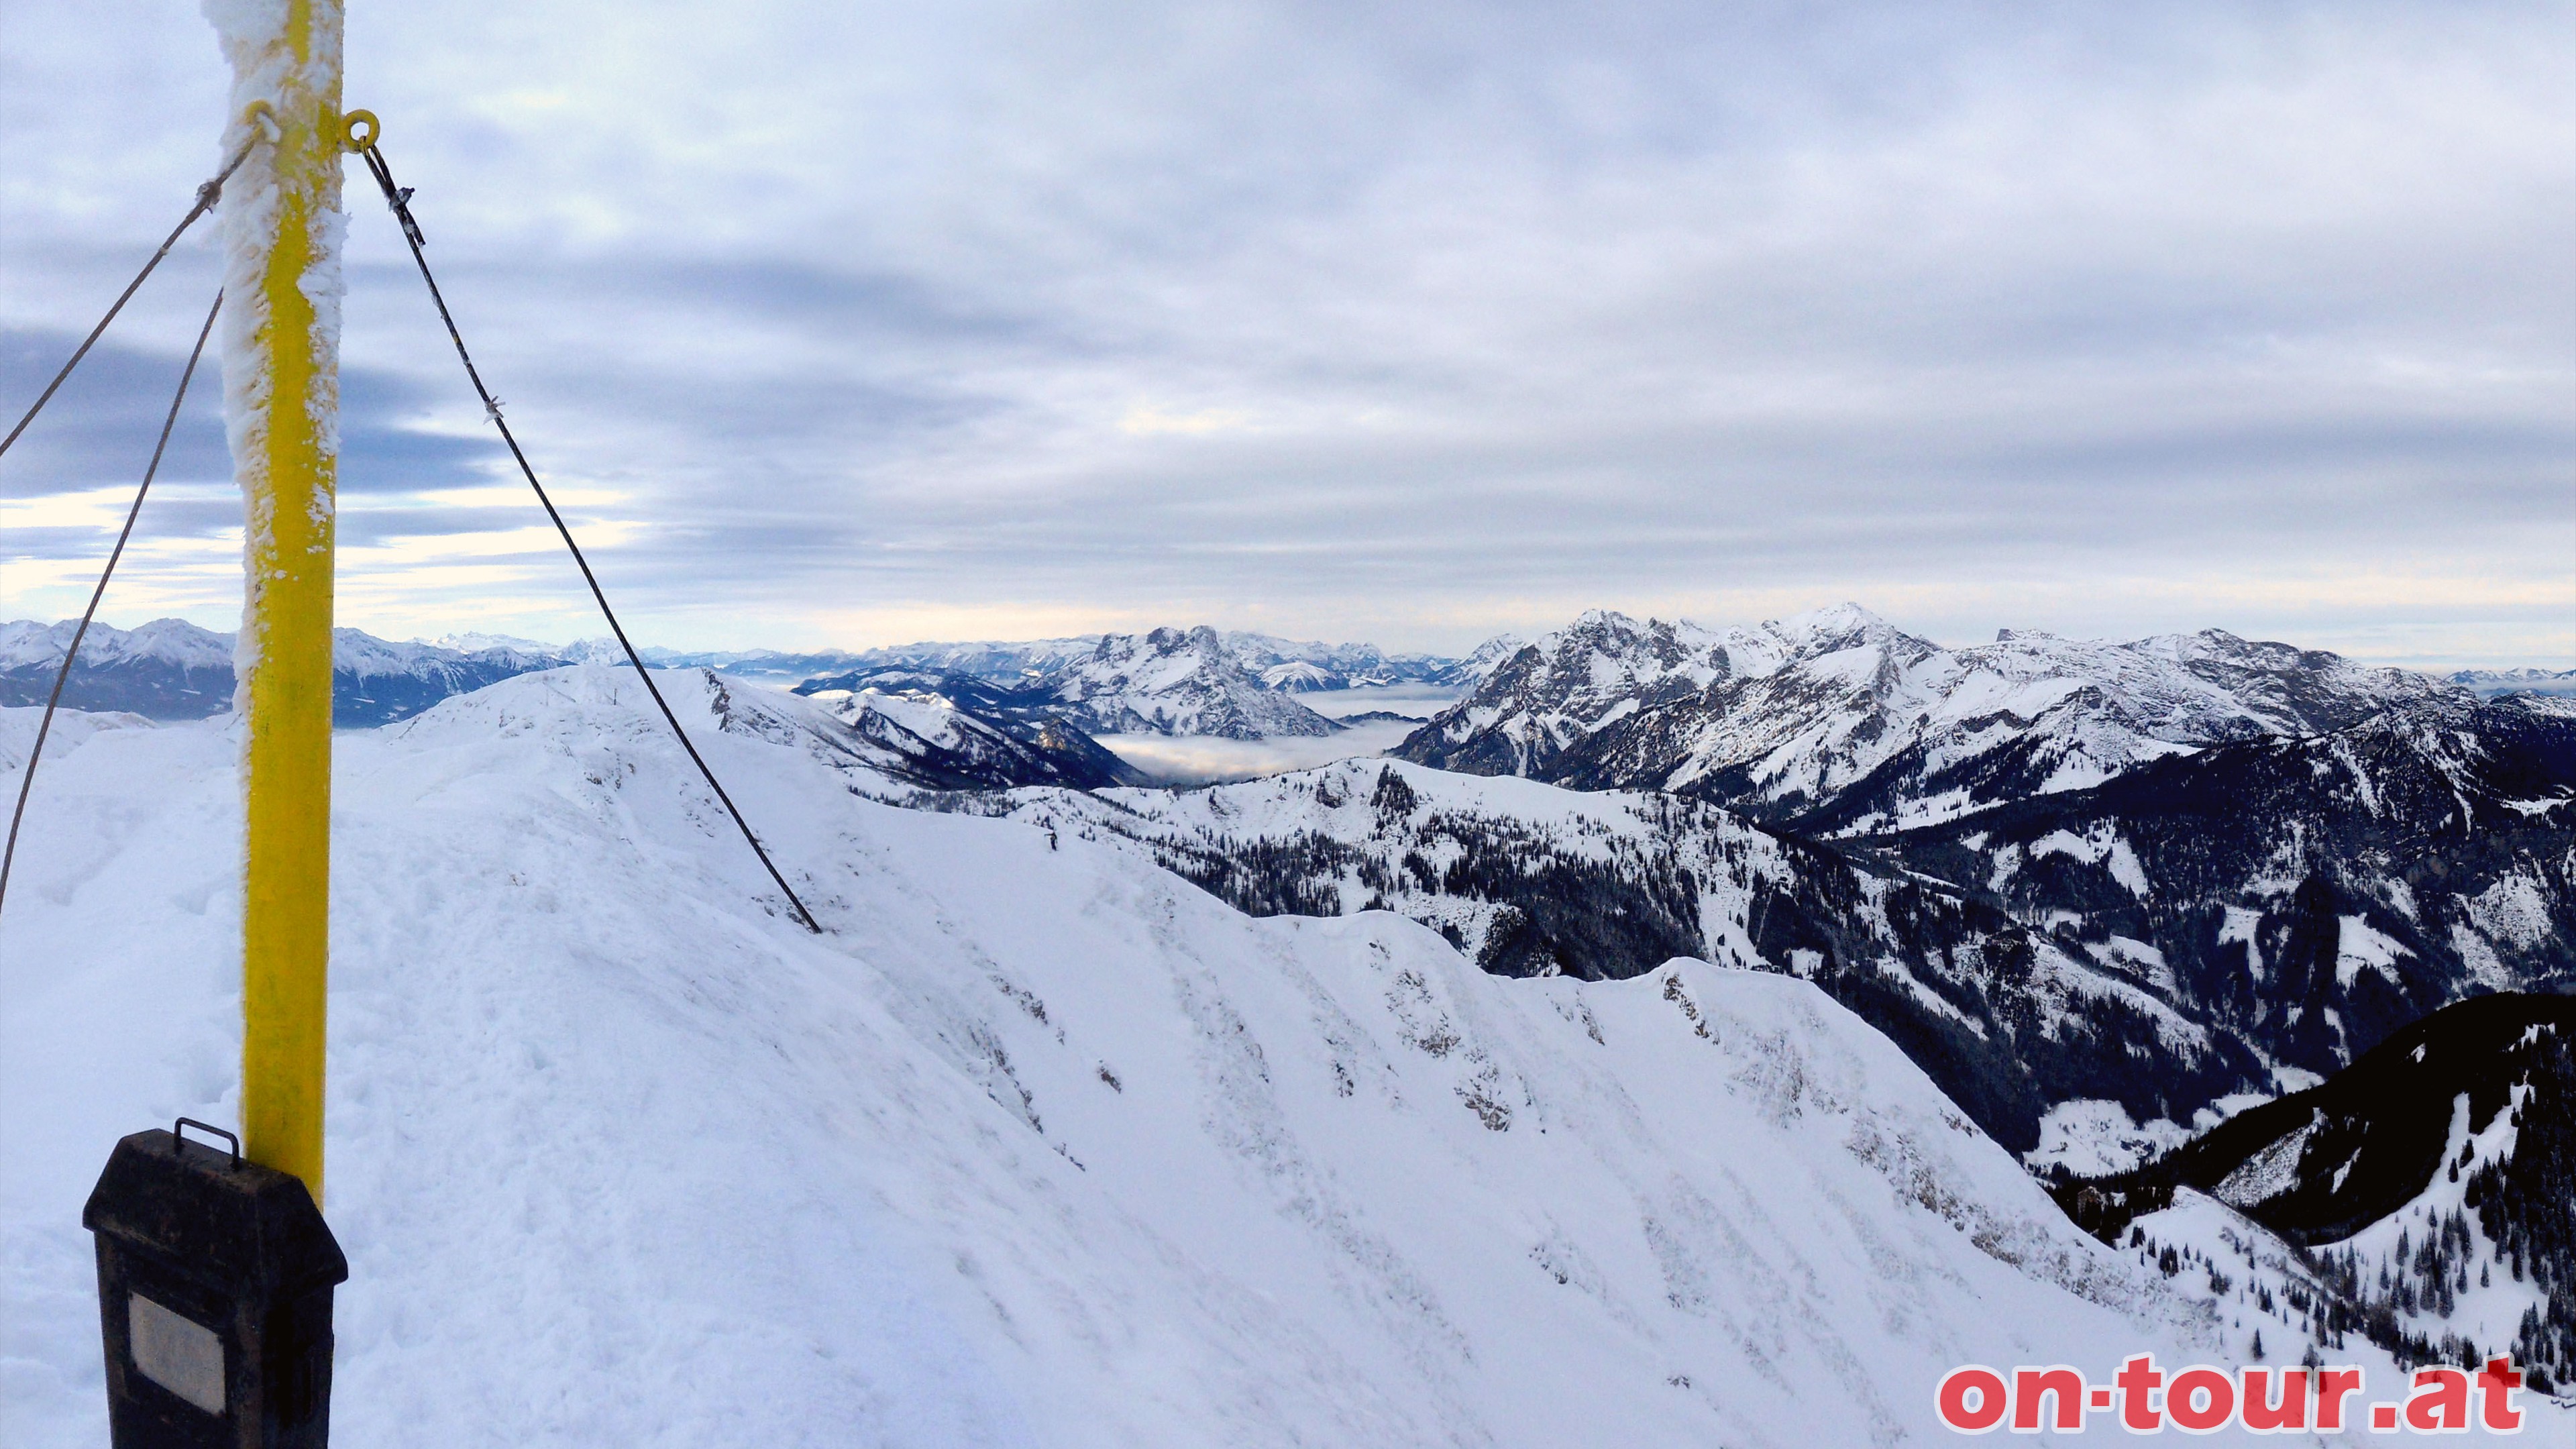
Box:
[804,685,1146,791]
[1401,606,2462,831]
[1258,659,1342,692]
[3,669,2236,1447]
[968,756,2261,1154]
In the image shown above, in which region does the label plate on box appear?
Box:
[129,1292,225,1414]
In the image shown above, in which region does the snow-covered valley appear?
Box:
[0,669,2276,1446]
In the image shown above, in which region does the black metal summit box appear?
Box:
[83,1121,348,1449]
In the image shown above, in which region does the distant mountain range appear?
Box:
[1397,604,2466,833]
[796,626,1542,741]
[0,619,1501,733]
[803,627,1350,741]
[22,608,2551,761]
[801,629,1483,692]
[2452,666,2576,699]
[0,619,566,726]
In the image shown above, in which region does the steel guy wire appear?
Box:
[1,290,224,925]
[0,131,256,464]
[356,140,825,934]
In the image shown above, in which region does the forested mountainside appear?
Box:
[2053,994,2575,1390]
[963,689,2574,1157]
[1876,696,2576,1079]
[1397,605,2461,831]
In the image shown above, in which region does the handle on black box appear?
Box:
[173,1118,240,1161]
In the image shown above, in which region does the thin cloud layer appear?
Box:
[1,0,2569,664]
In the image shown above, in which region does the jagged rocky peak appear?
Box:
[1511,608,1723,685]
[1396,602,1942,790]
[1034,625,1340,739]
[1401,604,2497,833]
[1453,602,1931,708]
[1457,632,1529,672]
[1070,625,1242,686]
[1754,600,1927,659]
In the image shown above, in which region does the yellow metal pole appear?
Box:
[213,0,345,1203]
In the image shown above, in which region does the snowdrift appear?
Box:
[6,668,2227,1446]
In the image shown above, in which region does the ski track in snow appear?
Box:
[0,668,2320,1446]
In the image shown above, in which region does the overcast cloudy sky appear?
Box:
[3,1,2569,663]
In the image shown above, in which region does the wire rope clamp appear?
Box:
[83,1120,348,1448]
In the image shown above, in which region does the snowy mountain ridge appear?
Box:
[0,617,577,724]
[0,669,2294,1447]
[1400,604,2465,830]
